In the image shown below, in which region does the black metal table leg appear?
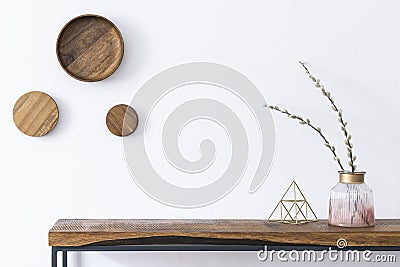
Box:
[63,250,67,267]
[52,247,58,267]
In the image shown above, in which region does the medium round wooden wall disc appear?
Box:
[106,104,138,137]
[56,14,124,82]
[13,91,59,137]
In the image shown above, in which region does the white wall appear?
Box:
[0,1,399,266]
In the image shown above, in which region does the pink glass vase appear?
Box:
[328,171,375,227]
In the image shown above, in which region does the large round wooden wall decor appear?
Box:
[13,91,59,137]
[56,14,124,82]
[106,104,138,137]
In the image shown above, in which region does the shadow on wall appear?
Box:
[100,18,148,85]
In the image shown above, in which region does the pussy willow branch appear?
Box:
[299,62,357,172]
[266,105,344,171]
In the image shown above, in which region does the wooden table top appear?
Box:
[56,15,124,82]
[13,91,59,137]
[48,219,400,247]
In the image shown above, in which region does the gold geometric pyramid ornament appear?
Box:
[268,180,318,224]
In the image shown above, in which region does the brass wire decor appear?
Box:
[268,181,318,224]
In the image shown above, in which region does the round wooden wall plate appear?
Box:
[13,91,59,137]
[106,104,138,137]
[56,14,124,82]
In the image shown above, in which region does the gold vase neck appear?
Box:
[339,171,365,184]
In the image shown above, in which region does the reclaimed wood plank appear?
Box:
[48,219,400,247]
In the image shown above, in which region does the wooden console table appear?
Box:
[49,219,400,267]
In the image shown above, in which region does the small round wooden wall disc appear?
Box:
[106,104,138,137]
[13,91,59,137]
[56,14,124,82]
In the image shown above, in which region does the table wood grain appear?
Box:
[56,14,124,82]
[106,104,138,136]
[13,91,59,137]
[48,219,400,247]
